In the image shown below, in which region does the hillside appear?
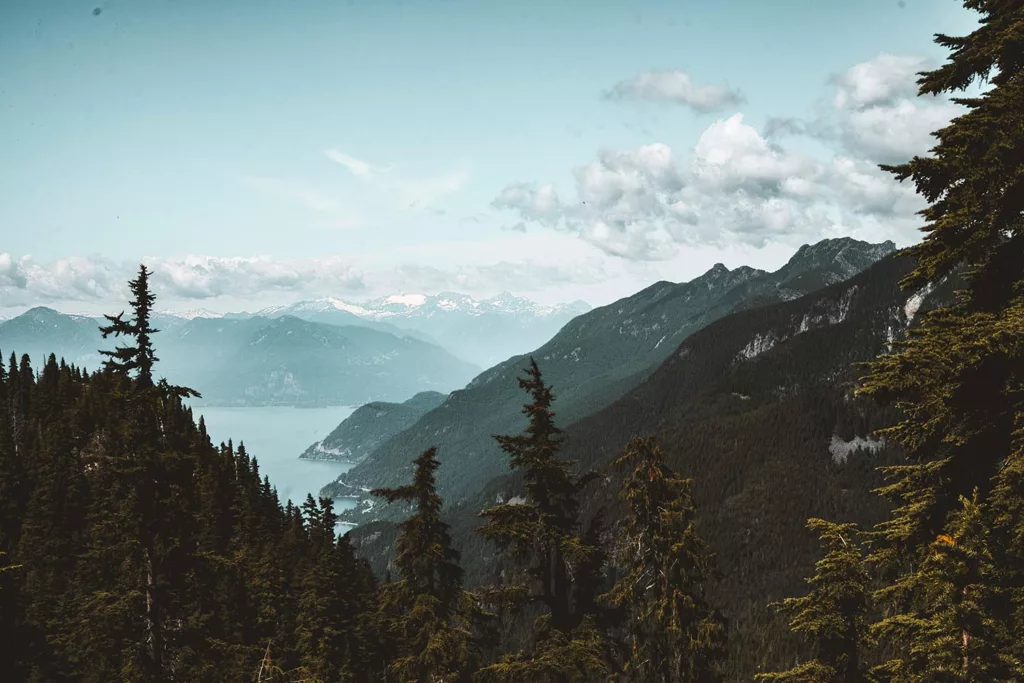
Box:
[259,292,592,368]
[326,237,895,507]
[300,390,447,463]
[0,311,479,407]
[350,252,958,679]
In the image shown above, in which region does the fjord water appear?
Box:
[191,405,359,530]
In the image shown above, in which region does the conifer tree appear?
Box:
[871,493,1013,682]
[604,436,725,683]
[756,520,871,683]
[371,447,481,682]
[99,264,159,387]
[475,358,611,682]
[851,1,1024,676]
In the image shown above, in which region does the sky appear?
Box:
[0,0,981,316]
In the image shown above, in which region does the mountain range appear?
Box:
[0,310,478,406]
[323,237,897,506]
[254,292,591,368]
[344,246,958,679]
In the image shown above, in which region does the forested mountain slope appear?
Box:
[351,252,957,679]
[328,237,895,508]
[300,390,447,463]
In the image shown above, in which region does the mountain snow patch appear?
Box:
[829,434,886,464]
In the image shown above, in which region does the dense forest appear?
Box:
[2,0,1023,680]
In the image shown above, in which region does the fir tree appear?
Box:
[852,1,1024,677]
[371,447,482,682]
[756,520,871,683]
[871,493,1014,682]
[604,436,726,683]
[99,264,159,387]
[475,358,611,682]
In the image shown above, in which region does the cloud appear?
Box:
[322,149,469,210]
[0,254,127,307]
[770,54,961,164]
[491,112,928,260]
[491,183,564,227]
[323,149,392,178]
[605,69,744,113]
[830,53,929,109]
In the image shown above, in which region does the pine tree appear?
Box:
[604,436,725,683]
[871,492,1014,682]
[475,358,611,682]
[853,1,1024,676]
[371,447,482,682]
[99,264,159,387]
[756,520,871,683]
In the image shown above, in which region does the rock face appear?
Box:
[328,237,897,507]
[301,391,447,463]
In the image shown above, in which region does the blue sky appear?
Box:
[0,0,978,313]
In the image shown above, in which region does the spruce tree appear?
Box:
[852,0,1024,676]
[371,447,481,682]
[603,436,725,683]
[475,358,611,682]
[756,520,871,683]
[871,493,1013,682]
[99,264,159,387]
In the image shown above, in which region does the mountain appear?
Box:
[0,310,479,407]
[252,299,442,346]
[349,251,957,680]
[0,306,105,371]
[325,237,896,506]
[300,391,447,463]
[159,316,479,406]
[257,292,592,368]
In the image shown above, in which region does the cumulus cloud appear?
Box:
[605,70,745,113]
[0,250,618,313]
[773,53,961,164]
[491,183,564,227]
[492,52,966,259]
[146,256,366,299]
[0,254,126,307]
[830,53,929,109]
[491,113,928,260]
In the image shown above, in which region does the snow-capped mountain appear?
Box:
[155,308,224,320]
[249,292,592,367]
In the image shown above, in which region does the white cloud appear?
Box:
[605,70,744,113]
[830,53,929,109]
[322,149,469,210]
[323,149,392,178]
[491,183,564,227]
[0,254,126,307]
[492,112,928,260]
[841,98,961,164]
[492,53,962,260]
[146,255,366,299]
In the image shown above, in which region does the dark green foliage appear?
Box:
[475,358,613,680]
[604,436,726,683]
[0,266,379,682]
[855,3,1024,680]
[756,520,871,683]
[370,447,484,682]
[870,494,1014,682]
